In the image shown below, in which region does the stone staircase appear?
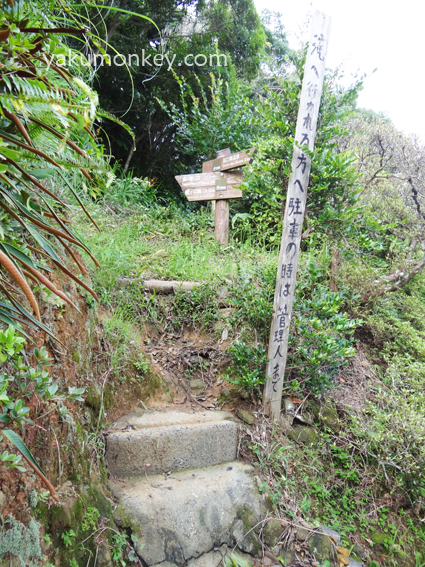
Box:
[106,409,268,567]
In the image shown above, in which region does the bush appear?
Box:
[225,341,267,394]
[351,355,425,503]
[227,261,360,394]
[105,172,159,209]
[290,286,360,393]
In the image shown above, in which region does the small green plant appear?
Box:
[111,533,128,566]
[80,507,100,533]
[133,352,151,378]
[223,553,253,567]
[61,529,76,548]
[107,173,158,209]
[0,449,26,472]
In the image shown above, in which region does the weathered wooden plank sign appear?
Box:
[175,171,243,202]
[212,149,257,172]
[263,10,331,421]
[176,147,256,245]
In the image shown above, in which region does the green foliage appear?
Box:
[80,507,100,533]
[0,326,85,475]
[159,72,259,170]
[105,172,159,209]
[227,261,276,341]
[170,284,218,330]
[61,529,76,548]
[290,286,360,393]
[237,59,363,245]
[111,533,128,566]
[225,341,267,394]
[227,261,359,394]
[0,0,103,330]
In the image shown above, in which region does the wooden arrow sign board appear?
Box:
[176,148,255,245]
[175,171,243,202]
[212,149,257,172]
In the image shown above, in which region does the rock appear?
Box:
[295,527,309,541]
[59,481,74,494]
[231,518,261,556]
[271,545,282,557]
[97,542,113,567]
[351,542,367,558]
[288,426,319,445]
[263,518,283,547]
[308,532,335,563]
[221,387,233,400]
[319,525,341,544]
[239,389,251,400]
[311,401,340,432]
[189,379,204,394]
[237,409,254,425]
[185,545,254,567]
[0,490,6,509]
[47,494,83,531]
[111,462,267,566]
[283,398,295,417]
[86,384,102,412]
[371,531,387,546]
[280,542,296,566]
[293,412,313,426]
[348,558,363,566]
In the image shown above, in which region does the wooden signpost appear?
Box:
[263,10,331,421]
[175,148,256,245]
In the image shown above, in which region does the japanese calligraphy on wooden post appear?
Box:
[263,10,331,421]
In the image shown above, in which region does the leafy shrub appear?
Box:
[105,172,158,208]
[0,326,84,469]
[227,261,277,341]
[225,340,267,394]
[290,286,360,393]
[228,263,360,394]
[0,1,103,330]
[349,354,425,503]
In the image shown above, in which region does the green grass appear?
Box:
[72,204,274,298]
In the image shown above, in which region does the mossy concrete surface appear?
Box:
[110,462,267,566]
[106,410,238,477]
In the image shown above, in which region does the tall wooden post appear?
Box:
[214,148,231,245]
[263,10,331,421]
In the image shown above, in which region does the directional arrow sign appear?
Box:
[175,171,243,202]
[211,148,257,172]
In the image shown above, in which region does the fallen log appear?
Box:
[117,278,202,293]
[117,277,231,306]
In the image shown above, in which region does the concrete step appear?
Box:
[110,461,268,566]
[106,410,238,477]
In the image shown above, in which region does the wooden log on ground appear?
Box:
[117,278,202,293]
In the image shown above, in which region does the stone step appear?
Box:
[110,462,267,566]
[106,410,238,477]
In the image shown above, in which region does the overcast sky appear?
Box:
[254,0,425,142]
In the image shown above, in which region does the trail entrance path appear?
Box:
[106,409,269,567]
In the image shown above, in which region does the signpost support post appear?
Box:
[263,10,331,421]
